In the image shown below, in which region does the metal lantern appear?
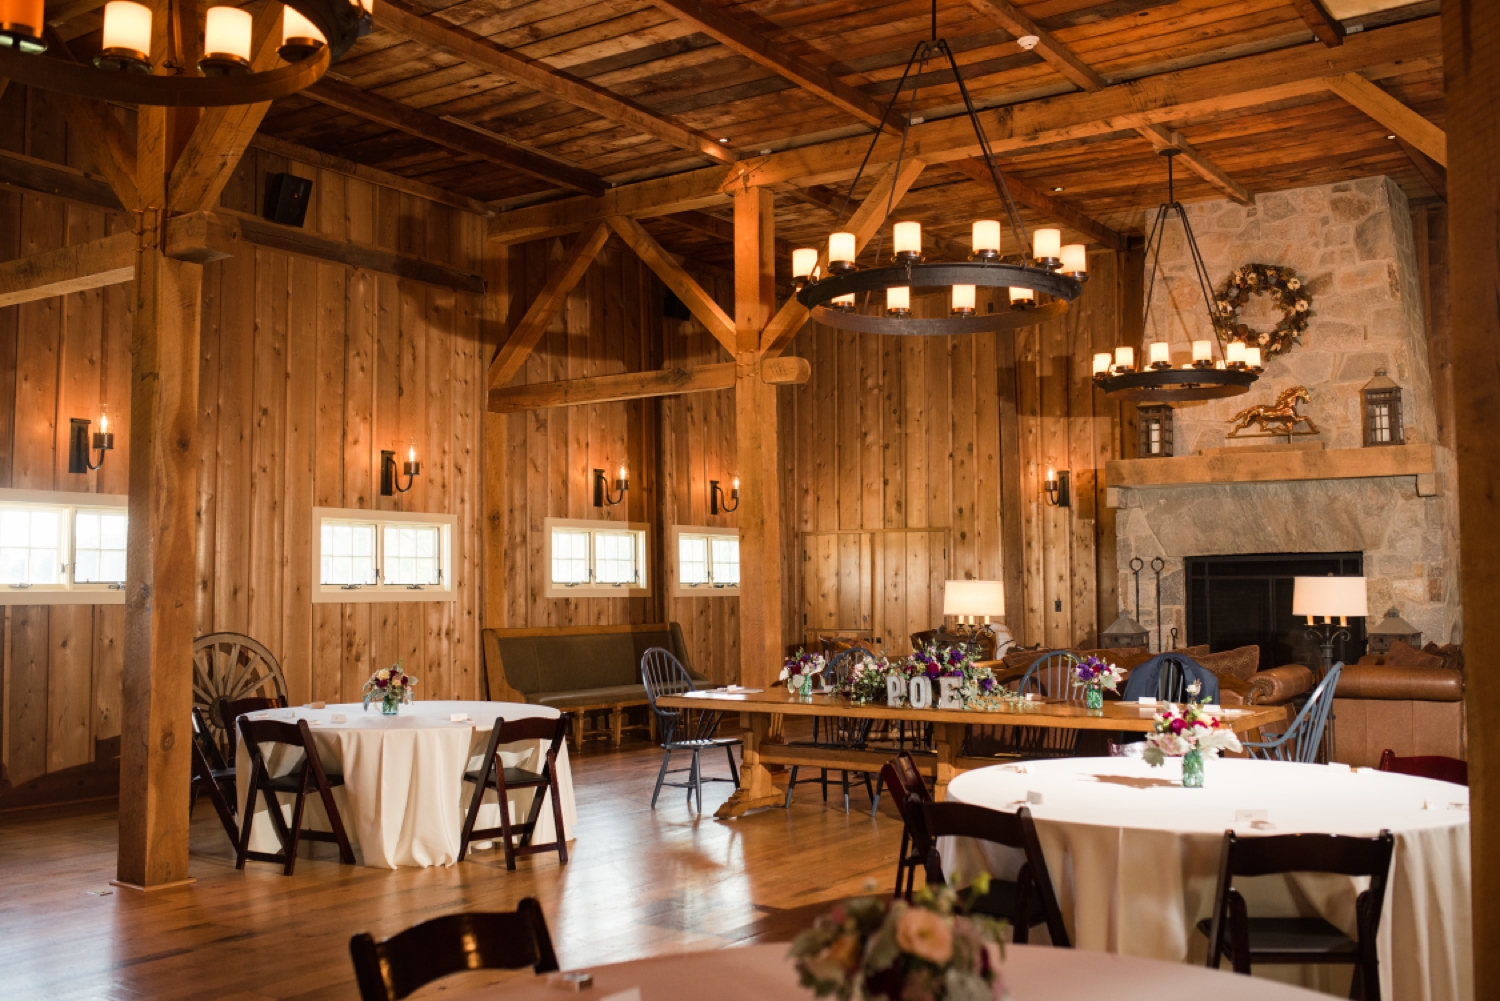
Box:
[1361,369,1404,447]
[1100,612,1150,650]
[1366,607,1422,656]
[1138,405,1174,457]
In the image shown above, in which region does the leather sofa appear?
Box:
[1332,642,1465,767]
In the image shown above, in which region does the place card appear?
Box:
[1025,790,1044,805]
[330,713,347,723]
[450,713,471,722]
[1202,704,1222,713]
[546,972,594,992]
[1235,809,1268,823]
[1023,693,1035,702]
[1136,696,1157,705]
[1327,762,1352,773]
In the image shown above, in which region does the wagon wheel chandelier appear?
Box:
[0,0,368,106]
[1092,148,1261,402]
[790,1,1084,335]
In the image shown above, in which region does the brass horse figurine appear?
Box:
[1227,386,1319,437]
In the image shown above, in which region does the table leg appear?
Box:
[933,723,965,801]
[713,713,784,819]
[649,710,658,744]
[571,715,584,750]
[611,706,623,747]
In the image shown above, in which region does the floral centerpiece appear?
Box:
[836,651,893,703]
[1072,655,1123,711]
[781,649,828,696]
[902,644,1017,710]
[1143,701,1242,787]
[362,660,417,715]
[790,879,1010,1001]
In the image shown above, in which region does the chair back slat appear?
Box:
[1157,657,1185,703]
[1225,830,1396,880]
[879,752,932,825]
[1246,662,1342,764]
[920,799,1026,848]
[493,714,569,751]
[1017,652,1081,702]
[238,716,306,750]
[350,901,559,1001]
[642,647,722,743]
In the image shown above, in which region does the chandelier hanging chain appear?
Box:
[1140,151,1232,358]
[940,37,1029,251]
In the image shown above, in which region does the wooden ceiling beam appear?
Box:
[488,18,1439,244]
[608,214,737,352]
[377,0,736,166]
[248,134,493,216]
[964,0,1251,205]
[761,158,926,357]
[1290,0,1346,47]
[0,229,135,307]
[489,221,611,389]
[488,356,809,413]
[945,157,1126,251]
[306,78,606,197]
[667,209,795,264]
[1396,136,1446,202]
[39,27,140,210]
[1325,71,1446,165]
[651,0,900,134]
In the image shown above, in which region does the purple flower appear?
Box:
[980,677,994,692]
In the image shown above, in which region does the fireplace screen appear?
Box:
[1186,552,1366,671]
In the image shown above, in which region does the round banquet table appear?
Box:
[453,942,1328,1000]
[940,757,1470,1001]
[234,700,577,869]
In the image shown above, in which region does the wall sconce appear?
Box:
[381,442,420,496]
[1043,466,1070,508]
[68,411,113,473]
[710,477,740,515]
[594,465,627,507]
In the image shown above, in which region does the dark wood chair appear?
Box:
[1378,748,1468,785]
[913,798,1069,947]
[1197,829,1395,999]
[222,695,287,758]
[193,631,289,760]
[976,652,1083,760]
[189,706,239,845]
[880,752,933,899]
[641,647,741,813]
[234,716,356,875]
[785,648,881,815]
[349,899,560,1001]
[459,714,571,869]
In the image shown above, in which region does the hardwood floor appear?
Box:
[0,724,901,1000]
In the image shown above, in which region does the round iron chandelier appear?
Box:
[1092,148,1261,402]
[790,4,1084,336]
[0,0,367,106]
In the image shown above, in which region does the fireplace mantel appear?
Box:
[1104,443,1444,507]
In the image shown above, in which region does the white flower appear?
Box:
[1296,299,1309,312]
[1288,278,1301,290]
[376,669,390,681]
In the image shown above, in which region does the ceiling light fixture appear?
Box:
[790,0,1082,336]
[1093,146,1259,402]
[1052,186,1064,191]
[1016,34,1040,50]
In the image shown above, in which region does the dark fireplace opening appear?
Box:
[1186,553,1367,672]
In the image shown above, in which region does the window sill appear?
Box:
[312,587,456,604]
[0,588,126,605]
[673,584,740,598]
[543,583,652,598]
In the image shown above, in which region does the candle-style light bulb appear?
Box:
[791,248,818,280]
[951,284,976,314]
[1046,466,1056,484]
[280,5,326,60]
[893,221,922,258]
[1245,346,1262,369]
[1226,341,1247,366]
[1032,228,1061,263]
[98,0,153,69]
[887,286,910,313]
[1059,243,1087,275]
[971,219,1000,256]
[618,464,627,482]
[1114,346,1135,371]
[1092,352,1111,376]
[828,232,856,270]
[1192,339,1212,363]
[732,477,739,492]
[201,5,253,74]
[408,444,416,463]
[1148,342,1170,366]
[1009,287,1033,304]
[99,412,109,434]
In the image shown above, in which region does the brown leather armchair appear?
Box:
[1332,657,1465,767]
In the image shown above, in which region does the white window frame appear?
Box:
[671,525,740,597]
[312,507,457,604]
[0,488,128,605]
[544,517,651,597]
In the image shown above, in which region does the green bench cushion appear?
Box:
[483,623,703,702]
[532,685,649,709]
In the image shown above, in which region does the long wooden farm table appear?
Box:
[654,689,1290,819]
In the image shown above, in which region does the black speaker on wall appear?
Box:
[663,290,691,320]
[264,172,313,228]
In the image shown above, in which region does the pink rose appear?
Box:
[896,908,954,965]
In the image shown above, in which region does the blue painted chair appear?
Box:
[1244,662,1342,763]
[641,648,741,813]
[976,652,1084,760]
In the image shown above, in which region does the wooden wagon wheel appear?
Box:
[192,632,289,759]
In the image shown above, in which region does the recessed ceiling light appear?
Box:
[1016,34,1039,50]
[718,137,730,143]
[1052,186,1064,192]
[1386,134,1397,140]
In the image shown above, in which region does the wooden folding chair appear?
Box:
[879,751,933,899]
[458,714,570,870]
[190,707,239,845]
[234,716,356,875]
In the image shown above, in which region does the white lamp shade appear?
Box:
[893,221,922,256]
[102,0,152,54]
[1060,243,1087,273]
[972,219,1000,254]
[1033,228,1061,260]
[1092,352,1111,375]
[944,579,1005,618]
[887,286,910,311]
[828,231,856,264]
[1245,346,1262,368]
[282,6,326,42]
[791,247,818,279]
[204,5,252,60]
[1292,576,1368,618]
[1009,287,1033,303]
[1192,339,1212,362]
[951,284,976,311]
[1226,340,1247,365]
[1114,345,1134,369]
[1148,341,1170,365]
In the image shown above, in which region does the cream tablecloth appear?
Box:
[234,700,577,869]
[459,942,1326,1000]
[940,758,1470,1001]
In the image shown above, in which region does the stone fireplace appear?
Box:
[1106,176,1461,656]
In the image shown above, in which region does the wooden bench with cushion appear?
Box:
[481,623,706,749]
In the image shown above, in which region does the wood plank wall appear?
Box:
[783,251,1129,657]
[0,88,489,808]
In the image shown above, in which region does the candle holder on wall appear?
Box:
[68,411,114,473]
[709,478,739,515]
[594,466,628,507]
[381,443,421,496]
[1043,467,1070,508]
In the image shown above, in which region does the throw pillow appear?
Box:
[1196,645,1261,683]
[1385,639,1445,670]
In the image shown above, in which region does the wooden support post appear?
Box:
[734,186,782,691]
[1445,0,1498,990]
[115,102,203,890]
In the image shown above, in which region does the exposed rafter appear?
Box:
[963,0,1251,205]
[306,78,606,197]
[651,0,901,135]
[377,0,737,166]
[944,158,1126,251]
[1396,137,1446,202]
[1290,0,1345,47]
[1325,72,1446,166]
[608,214,737,352]
[489,222,612,389]
[488,357,810,413]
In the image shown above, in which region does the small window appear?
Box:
[673,527,740,596]
[313,507,456,603]
[544,518,650,596]
[0,489,129,604]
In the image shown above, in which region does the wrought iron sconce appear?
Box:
[593,465,628,508]
[380,443,420,496]
[1043,466,1070,508]
[68,412,113,473]
[710,477,739,515]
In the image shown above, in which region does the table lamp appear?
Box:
[943,580,1005,657]
[1292,574,1368,670]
